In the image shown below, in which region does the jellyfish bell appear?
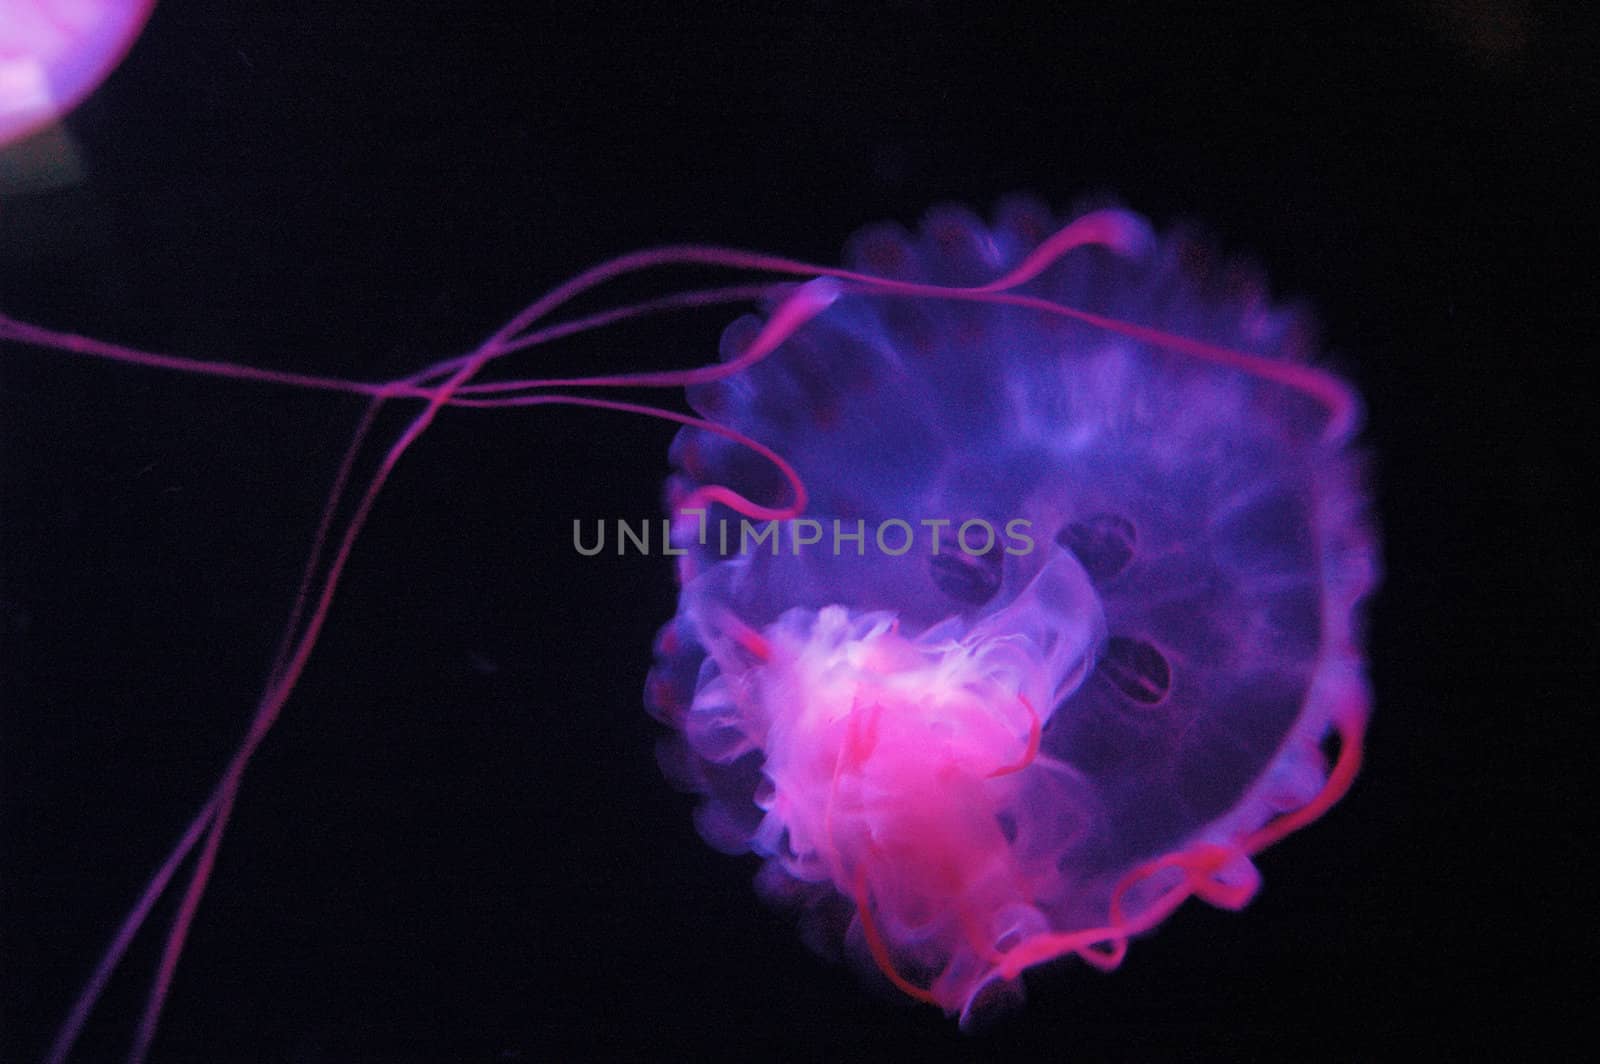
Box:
[648,198,1378,1022]
[1,198,1377,1058]
[0,0,157,148]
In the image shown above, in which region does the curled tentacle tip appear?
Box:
[1094,208,1156,261]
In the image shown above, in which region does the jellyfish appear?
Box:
[1,198,1377,1059]
[645,200,1378,1023]
[0,0,157,148]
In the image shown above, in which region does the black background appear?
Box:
[1,3,1590,1061]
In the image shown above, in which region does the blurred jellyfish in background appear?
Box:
[0,0,156,185]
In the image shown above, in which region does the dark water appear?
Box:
[1,3,1587,1060]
